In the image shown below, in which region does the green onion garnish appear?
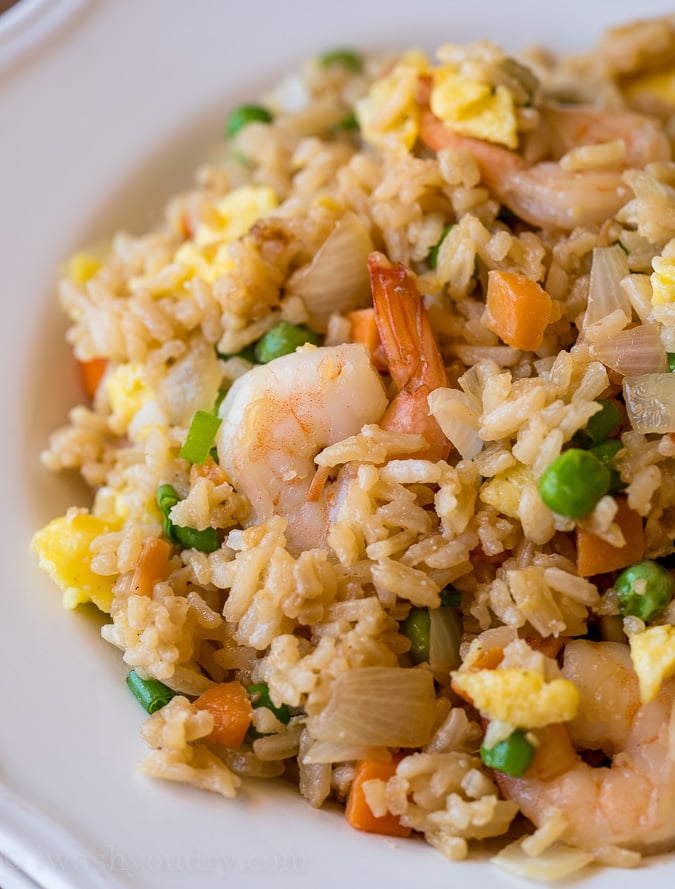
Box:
[440,586,461,607]
[126,669,177,714]
[180,410,222,465]
[318,48,363,72]
[155,483,221,553]
[428,224,453,270]
[246,681,291,741]
[226,104,273,139]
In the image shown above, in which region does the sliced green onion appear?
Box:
[246,681,291,742]
[318,48,363,72]
[226,103,273,138]
[126,669,177,714]
[156,483,220,552]
[573,399,622,448]
[248,682,291,724]
[480,729,535,777]
[401,607,431,664]
[333,110,359,131]
[440,586,461,607]
[428,224,453,270]
[668,352,675,373]
[217,342,258,363]
[589,439,626,493]
[180,410,222,464]
[254,322,322,364]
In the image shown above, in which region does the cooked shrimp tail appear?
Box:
[368,251,451,461]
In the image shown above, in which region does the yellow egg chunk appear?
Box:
[650,252,675,306]
[31,512,122,612]
[104,363,154,426]
[430,71,518,148]
[629,625,675,704]
[451,668,579,728]
[66,252,102,284]
[355,53,429,152]
[479,463,534,519]
[624,67,675,106]
[195,185,279,247]
[174,242,235,284]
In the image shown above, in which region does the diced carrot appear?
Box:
[576,498,645,577]
[347,307,388,371]
[471,646,505,671]
[129,537,172,598]
[194,681,253,748]
[346,759,411,838]
[77,357,108,399]
[484,270,553,352]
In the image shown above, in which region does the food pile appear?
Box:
[33,16,675,881]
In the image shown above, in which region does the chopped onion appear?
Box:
[429,607,462,682]
[285,211,374,331]
[307,665,436,747]
[623,373,675,432]
[584,245,631,328]
[302,740,391,764]
[591,323,667,376]
[492,840,594,881]
[428,388,483,459]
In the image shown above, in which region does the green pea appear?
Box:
[589,439,626,493]
[428,224,453,270]
[538,448,611,519]
[401,607,430,663]
[480,730,535,777]
[226,104,273,139]
[318,48,363,72]
[668,352,675,373]
[254,322,322,364]
[615,560,675,621]
[573,399,622,448]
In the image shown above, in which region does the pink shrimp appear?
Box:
[494,640,675,854]
[420,104,670,230]
[368,251,451,461]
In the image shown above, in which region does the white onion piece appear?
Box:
[157,338,222,425]
[591,323,667,376]
[623,373,675,432]
[584,245,631,328]
[307,665,436,747]
[302,740,391,764]
[492,840,594,881]
[429,607,462,683]
[285,211,374,331]
[428,388,483,459]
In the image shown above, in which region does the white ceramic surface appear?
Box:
[2,2,675,887]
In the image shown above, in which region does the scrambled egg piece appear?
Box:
[624,67,675,107]
[451,668,579,729]
[65,252,102,284]
[31,512,122,612]
[104,363,154,427]
[629,624,675,704]
[431,70,518,148]
[479,463,535,519]
[650,244,675,305]
[355,51,429,151]
[175,185,278,284]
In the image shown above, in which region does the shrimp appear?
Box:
[216,343,388,553]
[495,640,675,854]
[368,251,451,461]
[420,103,670,230]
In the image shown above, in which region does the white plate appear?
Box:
[2,1,675,887]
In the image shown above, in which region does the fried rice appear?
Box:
[32,14,675,882]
